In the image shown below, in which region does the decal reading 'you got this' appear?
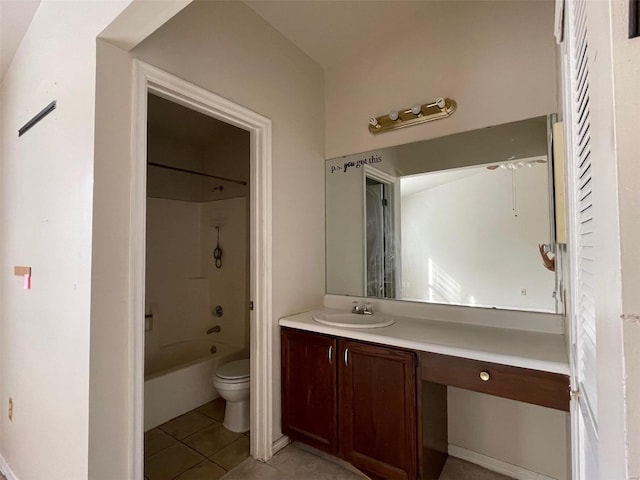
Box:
[330,154,383,174]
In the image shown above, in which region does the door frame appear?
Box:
[362,166,402,299]
[130,60,274,478]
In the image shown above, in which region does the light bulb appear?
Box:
[411,104,422,115]
[435,97,446,109]
[389,110,399,121]
[369,117,378,127]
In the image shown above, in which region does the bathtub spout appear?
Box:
[207,325,221,334]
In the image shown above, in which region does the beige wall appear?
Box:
[200,197,249,350]
[401,165,554,311]
[323,1,564,476]
[146,96,251,203]
[91,39,141,480]
[145,198,206,350]
[144,196,248,358]
[449,389,568,479]
[325,0,558,159]
[0,2,134,479]
[325,158,366,297]
[607,0,640,476]
[7,1,637,479]
[92,0,327,475]
[128,0,326,445]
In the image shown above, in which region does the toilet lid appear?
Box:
[216,359,250,380]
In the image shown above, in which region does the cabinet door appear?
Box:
[281,328,338,453]
[339,340,417,480]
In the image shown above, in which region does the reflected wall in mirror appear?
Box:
[326,115,559,313]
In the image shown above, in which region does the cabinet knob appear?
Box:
[479,371,490,382]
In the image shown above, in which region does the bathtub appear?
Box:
[144,339,246,431]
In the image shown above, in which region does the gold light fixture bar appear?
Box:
[368,97,457,134]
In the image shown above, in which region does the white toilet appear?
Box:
[213,358,250,433]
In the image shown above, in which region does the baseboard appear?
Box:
[272,435,290,456]
[448,445,558,480]
[0,452,18,480]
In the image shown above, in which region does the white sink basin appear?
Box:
[312,312,395,329]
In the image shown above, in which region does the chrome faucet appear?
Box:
[352,301,373,315]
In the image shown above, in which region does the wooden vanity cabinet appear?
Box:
[281,328,418,480]
[282,324,570,480]
[339,340,418,480]
[281,328,338,453]
[421,352,570,412]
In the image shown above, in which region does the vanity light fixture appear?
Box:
[368,97,456,134]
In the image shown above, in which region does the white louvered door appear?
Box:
[562,0,598,478]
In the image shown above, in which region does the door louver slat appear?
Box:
[565,0,599,476]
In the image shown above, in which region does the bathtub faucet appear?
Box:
[207,325,221,334]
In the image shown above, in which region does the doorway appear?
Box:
[131,60,274,479]
[363,167,400,300]
[365,178,395,298]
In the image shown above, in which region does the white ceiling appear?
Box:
[0,0,40,81]
[1,1,442,79]
[401,155,548,197]
[147,93,246,149]
[244,0,436,70]
[401,167,485,197]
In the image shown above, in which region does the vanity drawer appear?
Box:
[420,352,570,411]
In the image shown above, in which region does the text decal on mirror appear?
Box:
[330,154,383,174]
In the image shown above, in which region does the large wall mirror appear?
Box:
[326,115,560,313]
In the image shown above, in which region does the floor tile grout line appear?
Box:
[207,457,229,473]
[157,417,218,442]
[145,425,210,459]
[144,441,176,461]
[179,419,223,445]
[145,437,208,466]
[181,428,243,457]
[195,407,225,422]
[146,400,250,480]
[194,398,226,421]
[205,435,250,466]
[168,458,225,480]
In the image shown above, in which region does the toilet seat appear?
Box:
[215,359,250,383]
[213,359,250,432]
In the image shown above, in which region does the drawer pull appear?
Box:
[328,346,333,363]
[479,371,490,381]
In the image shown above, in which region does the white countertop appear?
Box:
[279,308,570,375]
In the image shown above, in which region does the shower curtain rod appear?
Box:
[148,162,248,186]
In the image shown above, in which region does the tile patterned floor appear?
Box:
[440,457,516,480]
[220,443,368,480]
[146,400,514,480]
[218,441,516,480]
[144,398,250,480]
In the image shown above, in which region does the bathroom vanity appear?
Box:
[279,309,570,480]
[294,112,571,479]
[282,327,418,479]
